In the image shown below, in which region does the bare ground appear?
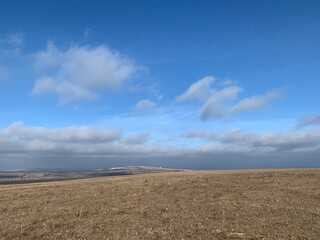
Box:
[0,169,319,239]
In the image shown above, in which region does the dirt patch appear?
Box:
[0,169,319,239]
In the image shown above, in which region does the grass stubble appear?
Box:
[0,169,319,239]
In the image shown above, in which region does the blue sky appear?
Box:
[0,0,320,170]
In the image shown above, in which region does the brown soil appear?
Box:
[0,169,319,239]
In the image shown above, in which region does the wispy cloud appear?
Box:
[229,90,280,114]
[296,114,320,128]
[32,42,144,104]
[176,76,215,102]
[84,28,91,39]
[199,85,242,120]
[177,76,280,120]
[134,99,156,111]
[0,32,25,57]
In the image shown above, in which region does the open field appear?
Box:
[0,169,320,239]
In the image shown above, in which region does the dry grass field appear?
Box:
[0,169,319,239]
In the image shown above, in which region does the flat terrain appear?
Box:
[0,169,319,239]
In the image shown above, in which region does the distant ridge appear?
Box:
[0,166,186,185]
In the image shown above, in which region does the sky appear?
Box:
[0,0,320,170]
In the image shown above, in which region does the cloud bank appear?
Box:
[0,122,319,170]
[183,129,320,153]
[122,132,149,145]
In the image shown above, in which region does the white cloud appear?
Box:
[177,76,280,120]
[200,86,242,120]
[176,76,215,102]
[1,122,122,143]
[230,90,281,114]
[296,114,320,128]
[134,99,156,111]
[32,42,142,103]
[32,77,97,104]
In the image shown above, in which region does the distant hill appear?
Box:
[0,166,186,184]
